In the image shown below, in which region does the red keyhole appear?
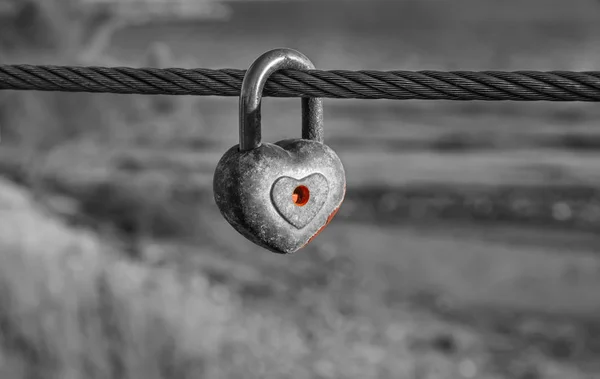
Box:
[292,185,310,206]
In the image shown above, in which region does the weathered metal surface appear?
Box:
[239,48,324,152]
[213,48,346,254]
[271,172,329,229]
[214,139,345,254]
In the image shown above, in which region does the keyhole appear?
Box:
[292,185,310,206]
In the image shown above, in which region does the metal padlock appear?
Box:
[213,48,346,254]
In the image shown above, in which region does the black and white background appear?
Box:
[0,1,599,378]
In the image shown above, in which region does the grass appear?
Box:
[0,178,306,379]
[1,177,599,378]
[0,178,508,379]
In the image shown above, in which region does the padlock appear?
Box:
[213,48,346,254]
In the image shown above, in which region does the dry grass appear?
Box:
[1,177,598,379]
[0,179,307,379]
[0,178,507,379]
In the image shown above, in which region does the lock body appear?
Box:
[214,139,345,254]
[213,48,346,254]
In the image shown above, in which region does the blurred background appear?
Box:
[0,0,599,378]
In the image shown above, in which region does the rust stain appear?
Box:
[301,183,346,249]
[302,206,340,249]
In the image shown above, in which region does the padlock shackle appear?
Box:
[239,48,324,152]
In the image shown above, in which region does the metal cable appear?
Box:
[2,64,600,101]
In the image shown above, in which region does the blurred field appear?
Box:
[1,0,600,378]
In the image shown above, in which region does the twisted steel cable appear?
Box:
[2,64,600,101]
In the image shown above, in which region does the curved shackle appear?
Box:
[239,48,324,152]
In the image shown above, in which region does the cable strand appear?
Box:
[2,64,600,101]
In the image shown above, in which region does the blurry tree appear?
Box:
[0,0,116,61]
[0,0,208,202]
[0,0,141,199]
[0,0,124,138]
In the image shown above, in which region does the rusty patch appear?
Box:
[301,182,346,249]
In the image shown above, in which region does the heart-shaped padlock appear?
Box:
[213,48,346,254]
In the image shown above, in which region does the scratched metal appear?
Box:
[213,48,346,254]
[271,173,329,230]
[239,48,324,152]
[214,138,345,254]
